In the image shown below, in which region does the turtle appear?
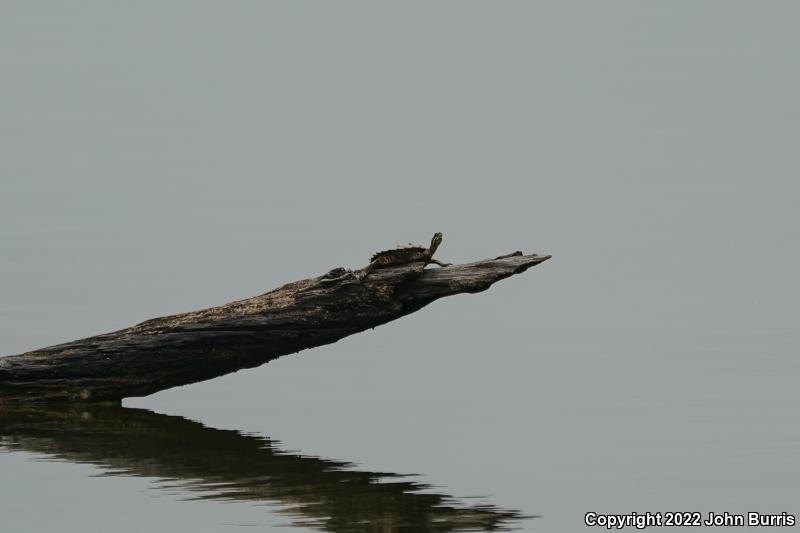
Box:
[358,232,451,280]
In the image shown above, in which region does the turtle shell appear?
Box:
[370,246,428,267]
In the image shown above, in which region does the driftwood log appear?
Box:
[0,251,550,403]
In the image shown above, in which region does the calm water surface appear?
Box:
[2,3,799,532]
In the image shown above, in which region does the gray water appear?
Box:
[2,3,799,532]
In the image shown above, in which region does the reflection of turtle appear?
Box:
[359,232,451,279]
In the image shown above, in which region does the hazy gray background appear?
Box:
[2,2,799,531]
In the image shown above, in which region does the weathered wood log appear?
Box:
[0,251,550,403]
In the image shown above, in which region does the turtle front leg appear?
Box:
[357,262,376,280]
[429,259,452,267]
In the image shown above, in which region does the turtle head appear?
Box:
[428,232,443,256]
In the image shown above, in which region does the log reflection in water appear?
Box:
[0,405,532,532]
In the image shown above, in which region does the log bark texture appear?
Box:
[0,252,550,403]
